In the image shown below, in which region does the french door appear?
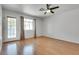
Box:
[7,16,16,41]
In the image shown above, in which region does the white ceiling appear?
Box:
[2,4,79,18]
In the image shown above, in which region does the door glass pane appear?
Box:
[24,19,33,30]
[8,17,16,38]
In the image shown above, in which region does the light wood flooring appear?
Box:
[1,36,79,55]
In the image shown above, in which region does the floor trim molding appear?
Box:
[43,35,79,44]
[2,36,43,44]
[3,35,79,44]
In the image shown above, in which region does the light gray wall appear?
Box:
[2,9,43,42]
[0,5,2,49]
[43,8,79,43]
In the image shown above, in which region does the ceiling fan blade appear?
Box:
[46,4,50,9]
[50,6,59,10]
[44,12,47,15]
[50,10,54,14]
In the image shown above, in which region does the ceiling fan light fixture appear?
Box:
[40,8,44,11]
[39,4,59,15]
[47,10,50,13]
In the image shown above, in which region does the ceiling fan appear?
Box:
[39,4,59,15]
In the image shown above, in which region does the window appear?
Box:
[24,18,33,30]
[0,17,2,40]
[7,16,16,38]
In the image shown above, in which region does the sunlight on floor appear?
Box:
[7,44,17,55]
[4,43,34,55]
[23,44,34,55]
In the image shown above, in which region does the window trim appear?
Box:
[7,16,16,18]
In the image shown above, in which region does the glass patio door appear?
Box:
[7,16,16,40]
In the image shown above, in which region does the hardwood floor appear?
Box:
[1,36,79,55]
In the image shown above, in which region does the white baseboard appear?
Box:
[45,35,79,44]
